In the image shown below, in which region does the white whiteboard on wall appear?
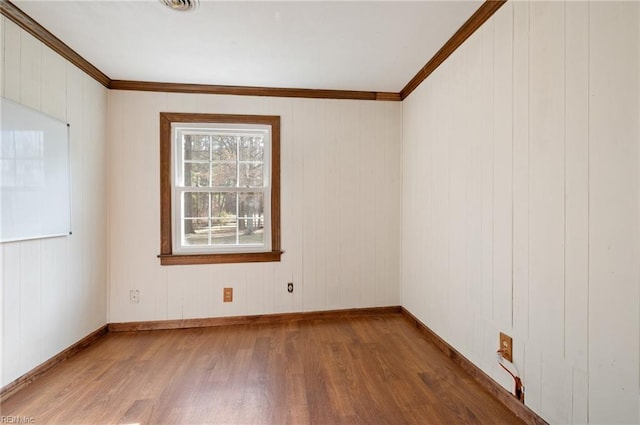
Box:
[0,97,71,243]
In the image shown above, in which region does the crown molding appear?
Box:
[400,0,508,100]
[0,0,110,87]
[2,0,504,102]
[110,80,401,101]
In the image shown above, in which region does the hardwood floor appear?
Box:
[1,313,524,424]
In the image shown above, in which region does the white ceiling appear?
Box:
[13,0,482,92]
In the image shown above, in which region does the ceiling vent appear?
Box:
[160,0,199,12]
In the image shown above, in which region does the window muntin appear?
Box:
[159,113,281,265]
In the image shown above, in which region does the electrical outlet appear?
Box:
[499,332,513,362]
[223,287,233,303]
[130,290,139,304]
[287,282,294,293]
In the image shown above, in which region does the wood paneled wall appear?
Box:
[1,18,108,387]
[107,91,401,323]
[4,4,638,423]
[401,2,639,424]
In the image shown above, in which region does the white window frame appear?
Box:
[171,122,272,255]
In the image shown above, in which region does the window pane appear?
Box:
[183,218,209,246]
[211,163,237,187]
[211,219,237,245]
[211,192,237,245]
[183,192,209,218]
[238,192,264,245]
[238,136,264,162]
[184,162,209,187]
[211,192,236,218]
[238,163,263,187]
[183,135,209,160]
[212,135,236,161]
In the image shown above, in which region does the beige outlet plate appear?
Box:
[499,332,513,362]
[223,287,233,303]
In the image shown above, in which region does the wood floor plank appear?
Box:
[1,314,524,424]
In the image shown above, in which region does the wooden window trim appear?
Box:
[159,112,281,265]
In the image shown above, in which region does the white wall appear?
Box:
[1,18,108,387]
[107,91,401,323]
[402,2,640,424]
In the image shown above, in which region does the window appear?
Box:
[159,113,281,265]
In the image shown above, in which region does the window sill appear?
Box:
[158,250,283,266]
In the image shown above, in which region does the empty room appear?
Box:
[1,0,639,424]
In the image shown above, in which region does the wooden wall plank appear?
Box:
[77,75,94,327]
[457,45,474,349]
[315,101,329,310]
[166,267,183,320]
[2,243,21,384]
[338,102,361,309]
[422,78,437,328]
[91,82,109,326]
[491,2,513,332]
[541,355,573,424]
[528,1,565,355]
[511,0,530,343]
[179,266,214,320]
[588,2,640,422]
[524,343,542,413]
[572,368,588,424]
[465,29,483,326]
[377,101,395,307]
[40,47,66,121]
[324,103,342,310]
[3,18,20,102]
[262,262,275,313]
[289,98,304,313]
[105,89,127,321]
[245,264,266,315]
[463,30,484,366]
[432,71,449,337]
[480,19,494,320]
[445,46,468,351]
[300,100,319,311]
[19,30,40,110]
[564,0,589,372]
[382,102,402,306]
[19,241,41,374]
[40,238,67,357]
[359,102,378,308]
